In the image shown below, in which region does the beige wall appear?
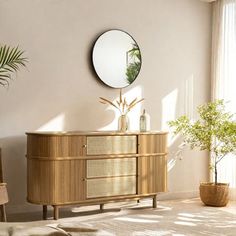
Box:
[0,0,212,213]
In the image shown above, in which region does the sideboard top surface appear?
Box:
[26,130,168,136]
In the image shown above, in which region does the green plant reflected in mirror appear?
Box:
[92,30,142,88]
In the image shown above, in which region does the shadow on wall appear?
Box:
[0,136,27,210]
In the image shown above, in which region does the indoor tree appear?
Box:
[168,99,236,185]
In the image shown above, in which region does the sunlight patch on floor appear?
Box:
[133,230,181,236]
[178,216,202,222]
[178,213,207,219]
[174,221,196,226]
[135,214,163,219]
[216,224,236,228]
[115,216,159,223]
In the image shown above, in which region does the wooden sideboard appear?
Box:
[26,131,168,220]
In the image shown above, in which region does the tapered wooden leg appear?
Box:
[53,205,59,220]
[43,205,47,220]
[153,195,157,208]
[0,205,7,222]
[100,203,104,211]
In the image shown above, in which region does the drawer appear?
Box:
[138,134,167,154]
[86,176,136,198]
[87,158,136,178]
[86,135,137,155]
[27,135,84,158]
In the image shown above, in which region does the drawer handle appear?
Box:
[82,144,87,148]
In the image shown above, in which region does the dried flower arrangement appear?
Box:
[99,90,144,115]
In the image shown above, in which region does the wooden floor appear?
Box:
[0,199,235,236]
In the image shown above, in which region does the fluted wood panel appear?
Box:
[87,136,137,155]
[87,176,136,198]
[27,135,85,158]
[27,159,85,204]
[138,155,167,194]
[138,134,167,154]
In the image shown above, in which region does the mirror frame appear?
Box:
[92,29,142,89]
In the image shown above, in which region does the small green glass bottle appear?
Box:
[140,109,150,132]
[139,109,147,132]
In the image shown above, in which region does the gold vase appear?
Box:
[118,114,129,132]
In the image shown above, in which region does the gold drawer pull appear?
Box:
[82,144,87,148]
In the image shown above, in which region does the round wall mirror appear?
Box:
[92,30,142,88]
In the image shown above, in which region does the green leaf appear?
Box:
[0,45,28,87]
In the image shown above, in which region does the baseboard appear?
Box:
[157,191,199,200]
[6,191,199,215]
[229,188,236,200]
[6,203,44,215]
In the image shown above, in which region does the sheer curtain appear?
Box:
[212,0,236,200]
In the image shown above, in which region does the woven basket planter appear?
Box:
[199,182,229,207]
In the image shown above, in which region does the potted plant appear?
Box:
[0,44,27,220]
[0,45,27,87]
[168,100,236,206]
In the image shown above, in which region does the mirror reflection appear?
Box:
[92,30,142,88]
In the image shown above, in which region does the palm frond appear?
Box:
[0,45,28,87]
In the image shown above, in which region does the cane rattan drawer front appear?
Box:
[86,176,136,198]
[86,135,137,155]
[87,158,136,178]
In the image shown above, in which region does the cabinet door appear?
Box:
[137,155,167,194]
[27,159,86,204]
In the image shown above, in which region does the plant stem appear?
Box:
[214,155,217,185]
[214,153,227,185]
[216,153,227,165]
[215,164,217,185]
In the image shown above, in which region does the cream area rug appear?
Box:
[1,198,236,236]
